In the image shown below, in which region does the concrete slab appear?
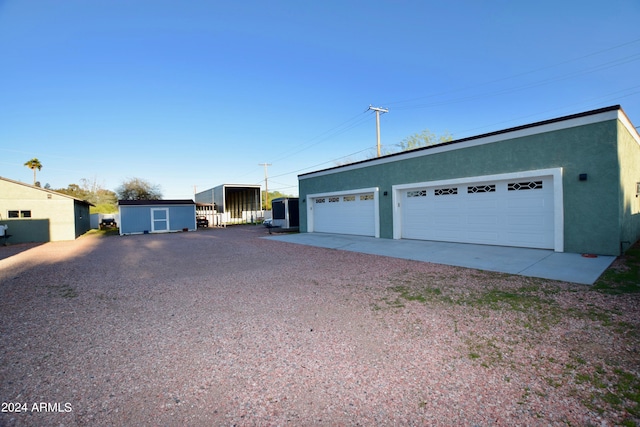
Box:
[264,232,616,285]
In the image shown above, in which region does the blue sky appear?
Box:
[1,1,639,199]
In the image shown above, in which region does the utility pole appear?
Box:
[259,163,272,211]
[368,105,388,157]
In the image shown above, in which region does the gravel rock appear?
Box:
[0,226,638,426]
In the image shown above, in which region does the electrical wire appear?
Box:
[392,53,640,111]
[267,145,377,180]
[236,37,640,190]
[242,86,640,191]
[448,85,640,139]
[383,37,640,108]
[231,112,375,186]
[227,113,375,184]
[267,111,374,164]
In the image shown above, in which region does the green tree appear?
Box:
[116,178,162,201]
[399,129,453,151]
[262,190,292,210]
[91,188,118,213]
[54,178,118,213]
[24,158,43,185]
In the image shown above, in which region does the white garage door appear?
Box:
[313,192,376,236]
[401,176,554,249]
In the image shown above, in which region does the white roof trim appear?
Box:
[618,110,640,146]
[300,108,622,180]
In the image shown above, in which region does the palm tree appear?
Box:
[24,158,43,185]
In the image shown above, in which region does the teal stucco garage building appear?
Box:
[298,106,640,256]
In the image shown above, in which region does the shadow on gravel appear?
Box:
[2,225,638,426]
[0,242,43,261]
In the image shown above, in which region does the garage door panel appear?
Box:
[403,214,425,223]
[467,199,499,210]
[401,175,555,249]
[506,231,547,243]
[433,214,464,225]
[468,230,500,243]
[432,196,462,206]
[436,206,463,213]
[313,193,375,236]
[468,215,499,226]
[431,229,463,240]
[506,198,548,209]
[507,214,546,226]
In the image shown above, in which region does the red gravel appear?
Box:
[0,225,638,426]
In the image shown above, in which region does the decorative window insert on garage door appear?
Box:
[306,187,380,237]
[392,169,564,251]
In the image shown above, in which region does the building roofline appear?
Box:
[118,199,195,206]
[195,184,262,195]
[299,105,624,179]
[221,183,262,187]
[0,176,95,206]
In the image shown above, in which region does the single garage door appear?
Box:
[401,176,554,249]
[313,192,376,236]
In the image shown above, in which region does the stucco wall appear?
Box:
[617,120,640,252]
[299,118,625,255]
[0,219,50,243]
[0,179,88,241]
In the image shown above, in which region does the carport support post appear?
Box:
[368,105,388,157]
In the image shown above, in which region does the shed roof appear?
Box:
[118,199,195,206]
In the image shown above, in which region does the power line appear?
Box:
[268,111,373,164]
[230,83,640,189]
[391,53,640,111]
[269,179,296,188]
[223,112,376,187]
[383,37,640,108]
[448,85,640,139]
[227,38,640,190]
[267,145,377,180]
[242,91,640,192]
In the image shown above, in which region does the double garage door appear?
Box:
[310,174,555,249]
[400,176,555,249]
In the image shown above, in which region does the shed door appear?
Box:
[401,176,554,249]
[151,208,169,232]
[313,193,375,236]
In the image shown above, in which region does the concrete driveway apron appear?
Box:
[264,232,616,285]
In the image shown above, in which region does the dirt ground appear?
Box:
[0,226,638,426]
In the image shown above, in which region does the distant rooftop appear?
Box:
[118,199,195,206]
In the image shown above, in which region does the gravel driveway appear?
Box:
[1,226,638,426]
